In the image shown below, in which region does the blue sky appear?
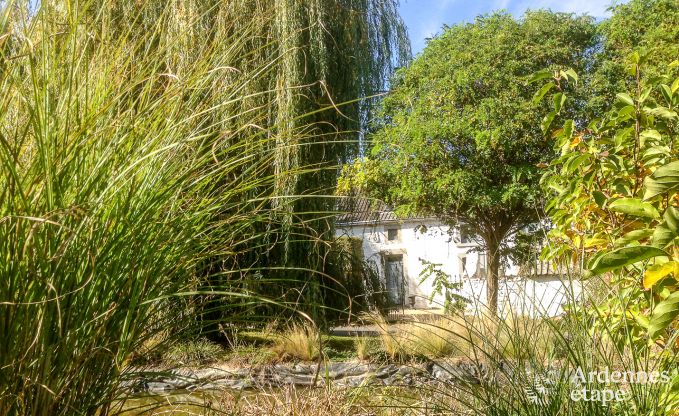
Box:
[398,0,626,54]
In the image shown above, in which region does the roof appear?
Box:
[336,198,432,226]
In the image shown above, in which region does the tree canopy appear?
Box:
[340,10,598,313]
[588,0,679,113]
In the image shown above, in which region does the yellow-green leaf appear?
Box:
[643,262,676,289]
[528,69,552,84]
[643,161,679,200]
[616,93,634,106]
[615,229,653,245]
[649,291,679,339]
[533,82,555,105]
[609,197,660,219]
[584,237,608,248]
[652,207,679,248]
[541,111,556,134]
[672,76,679,94]
[553,92,566,113]
[590,246,668,275]
[563,68,578,84]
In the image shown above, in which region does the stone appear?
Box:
[146,381,175,393]
[125,359,509,396]
[375,364,398,378]
[334,374,374,387]
[327,362,373,378]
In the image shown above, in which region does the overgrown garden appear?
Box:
[1,0,677,415]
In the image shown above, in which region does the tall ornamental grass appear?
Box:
[0,1,283,414]
[371,277,679,415]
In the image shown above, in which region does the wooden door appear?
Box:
[385,256,404,306]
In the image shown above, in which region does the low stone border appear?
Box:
[127,360,492,394]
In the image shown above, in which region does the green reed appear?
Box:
[0,1,282,414]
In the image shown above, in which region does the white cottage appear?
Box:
[336,199,579,317]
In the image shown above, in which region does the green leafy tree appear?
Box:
[339,11,597,314]
[589,0,679,114]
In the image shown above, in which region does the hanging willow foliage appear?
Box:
[263,0,410,322]
[72,0,410,323]
[181,0,411,324]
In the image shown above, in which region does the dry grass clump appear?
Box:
[460,312,564,361]
[223,346,278,367]
[362,313,469,361]
[368,314,407,361]
[272,324,321,361]
[119,385,462,416]
[398,317,466,359]
[354,336,370,361]
[218,386,367,416]
[361,311,563,362]
[215,385,460,416]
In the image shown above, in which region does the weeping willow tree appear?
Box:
[36,0,408,323]
[178,0,412,327]
[79,0,409,326]
[264,0,410,323]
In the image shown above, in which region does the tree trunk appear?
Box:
[486,237,501,316]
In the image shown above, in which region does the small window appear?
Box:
[460,228,472,244]
[387,228,399,241]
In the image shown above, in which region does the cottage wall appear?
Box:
[336,220,580,317]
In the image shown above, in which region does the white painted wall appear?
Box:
[336,220,580,317]
[462,276,580,318]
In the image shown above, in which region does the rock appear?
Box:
[428,361,483,384]
[375,364,398,379]
[327,362,373,378]
[125,360,511,396]
[146,381,175,393]
[334,374,374,387]
[291,363,315,374]
[277,372,328,387]
[202,378,253,391]
[397,364,425,376]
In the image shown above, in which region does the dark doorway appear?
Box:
[385,255,405,306]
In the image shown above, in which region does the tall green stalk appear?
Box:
[0,1,280,414]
